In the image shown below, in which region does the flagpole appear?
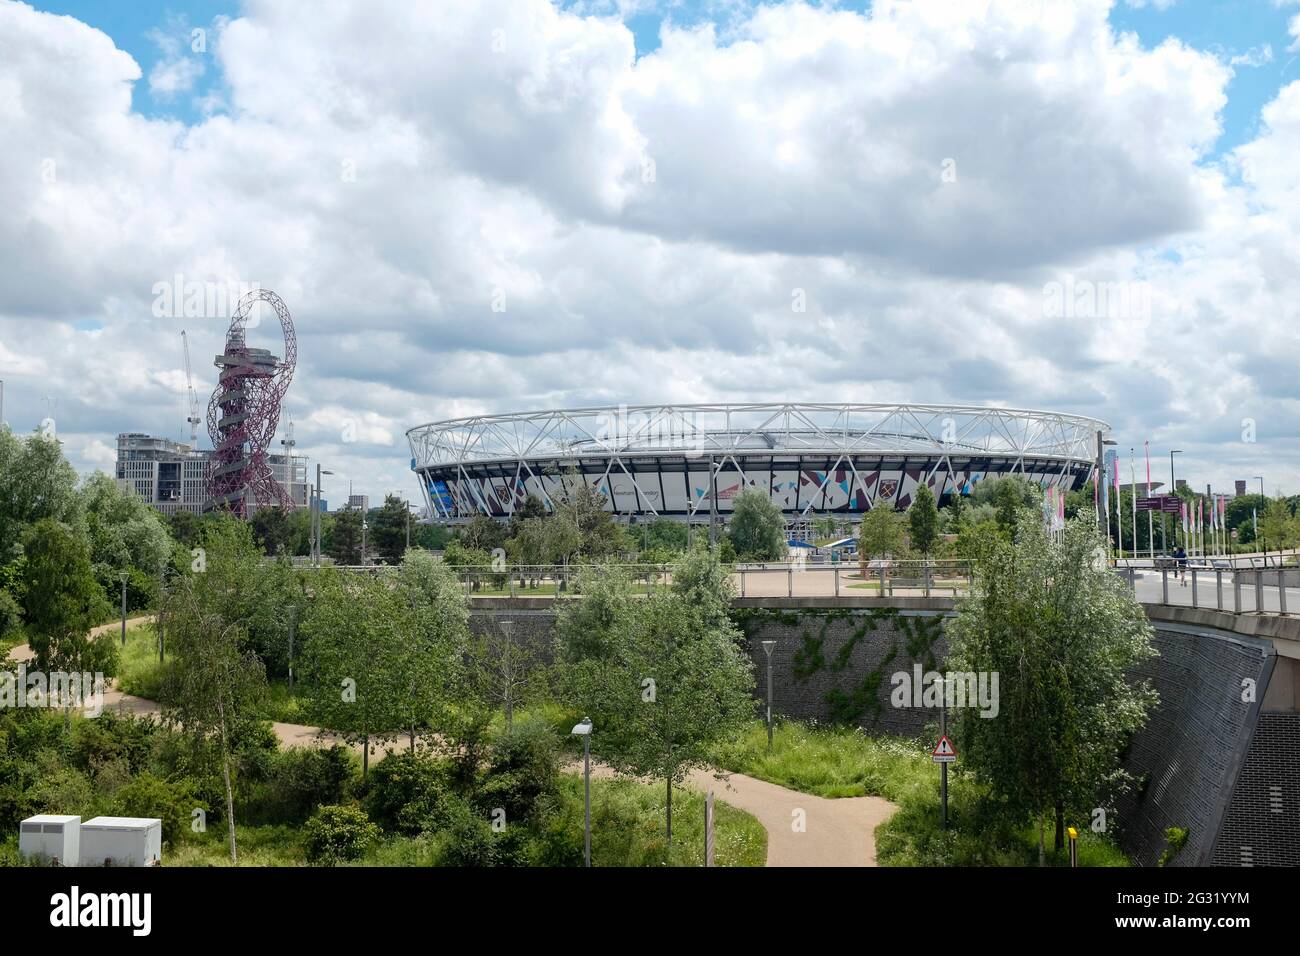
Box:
[1144,441,1154,561]
[1130,449,1138,564]
[1114,453,1123,560]
[1102,465,1111,562]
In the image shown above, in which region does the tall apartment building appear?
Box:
[115,432,309,515]
[346,494,370,512]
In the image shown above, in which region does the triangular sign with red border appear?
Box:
[932,734,957,762]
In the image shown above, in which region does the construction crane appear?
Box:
[280,416,296,500]
[181,330,201,446]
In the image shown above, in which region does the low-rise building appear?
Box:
[115,432,309,515]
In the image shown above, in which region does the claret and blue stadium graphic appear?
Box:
[407,403,1105,522]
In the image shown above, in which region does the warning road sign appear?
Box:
[932,735,957,763]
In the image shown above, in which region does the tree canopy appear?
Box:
[946,511,1157,863]
[727,486,787,560]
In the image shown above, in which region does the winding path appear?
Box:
[9,630,897,866]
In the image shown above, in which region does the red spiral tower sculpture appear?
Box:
[205,289,297,518]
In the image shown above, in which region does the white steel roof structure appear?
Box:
[406,403,1108,522]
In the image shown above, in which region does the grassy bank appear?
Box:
[714,720,1129,867]
[117,624,304,723]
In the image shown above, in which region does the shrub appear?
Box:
[25,763,96,822]
[0,589,22,648]
[1158,826,1189,867]
[112,772,203,845]
[366,751,456,835]
[437,804,529,868]
[475,719,560,824]
[70,712,158,777]
[243,746,356,826]
[82,633,120,681]
[303,804,380,865]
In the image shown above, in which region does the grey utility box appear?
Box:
[79,817,163,867]
[19,815,81,866]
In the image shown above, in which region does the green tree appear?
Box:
[459,514,506,553]
[20,519,114,674]
[552,469,624,560]
[907,483,940,556]
[507,494,548,540]
[946,515,1157,864]
[248,506,294,556]
[670,541,735,628]
[1259,497,1296,551]
[467,619,546,734]
[943,490,970,536]
[167,510,203,548]
[328,508,364,564]
[858,505,905,562]
[1224,494,1267,545]
[368,495,413,565]
[393,549,472,748]
[727,486,786,560]
[412,522,454,551]
[971,475,1040,510]
[638,517,689,556]
[158,561,268,863]
[184,518,303,680]
[299,569,427,778]
[0,431,83,565]
[556,548,753,843]
[506,516,552,573]
[80,472,171,608]
[992,480,1025,538]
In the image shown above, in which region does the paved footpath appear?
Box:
[581,761,895,867]
[10,629,896,867]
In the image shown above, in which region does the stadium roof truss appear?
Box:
[406,403,1108,521]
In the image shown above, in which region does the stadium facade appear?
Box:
[406,403,1107,524]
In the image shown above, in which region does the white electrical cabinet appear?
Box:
[19,815,81,866]
[79,817,163,867]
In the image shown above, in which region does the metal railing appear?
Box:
[331,558,1300,618]
[447,560,974,599]
[1110,565,1300,616]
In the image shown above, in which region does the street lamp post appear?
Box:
[312,466,334,566]
[500,620,515,732]
[761,640,776,751]
[1096,433,1116,559]
[571,718,594,867]
[287,605,297,692]
[157,571,166,664]
[1167,450,1182,554]
[119,571,128,646]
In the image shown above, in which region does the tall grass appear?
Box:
[115,623,167,699]
[714,720,929,800]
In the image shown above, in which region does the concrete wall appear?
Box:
[735,606,950,737]
[1109,620,1274,867]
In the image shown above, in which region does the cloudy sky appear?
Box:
[3,0,1300,509]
